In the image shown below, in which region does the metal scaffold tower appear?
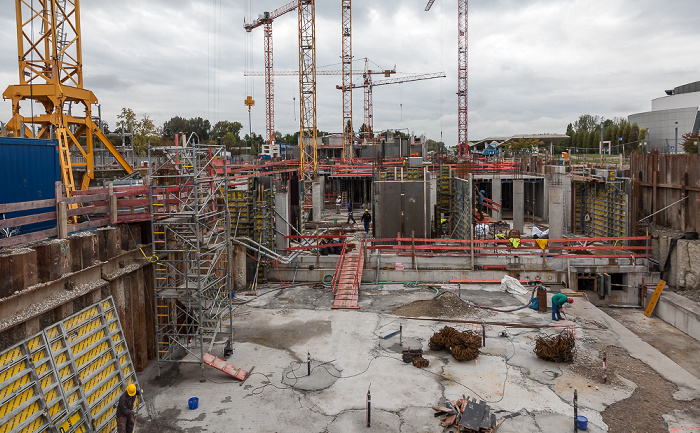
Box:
[149,143,232,375]
[298,0,318,220]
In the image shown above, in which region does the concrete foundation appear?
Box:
[137,283,700,432]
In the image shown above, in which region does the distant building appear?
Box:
[629,81,700,153]
[471,134,569,153]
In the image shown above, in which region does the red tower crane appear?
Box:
[244,1,298,154]
[338,60,445,141]
[425,0,468,156]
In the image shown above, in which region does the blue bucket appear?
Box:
[576,415,588,430]
[188,397,199,410]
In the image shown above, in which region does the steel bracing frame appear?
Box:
[149,144,232,374]
[341,0,353,163]
[4,0,133,196]
[298,0,318,219]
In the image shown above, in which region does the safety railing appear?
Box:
[330,241,348,295]
[0,183,151,249]
[364,236,652,259]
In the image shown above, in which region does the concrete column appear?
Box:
[548,183,564,242]
[513,179,525,234]
[275,188,290,253]
[312,181,323,222]
[491,176,501,220]
[233,245,247,291]
[562,174,572,233]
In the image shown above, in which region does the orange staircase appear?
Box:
[331,240,364,309]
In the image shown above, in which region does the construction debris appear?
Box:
[429,326,482,362]
[432,396,498,432]
[534,330,576,363]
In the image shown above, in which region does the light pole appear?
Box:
[674,121,678,155]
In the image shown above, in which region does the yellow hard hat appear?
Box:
[127,383,136,397]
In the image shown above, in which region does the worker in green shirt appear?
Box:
[551,293,573,321]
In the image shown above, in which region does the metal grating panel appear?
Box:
[0,297,138,433]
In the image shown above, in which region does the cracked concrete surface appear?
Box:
[136,284,700,432]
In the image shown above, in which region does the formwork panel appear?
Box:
[0,297,138,433]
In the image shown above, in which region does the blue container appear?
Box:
[188,397,199,410]
[577,415,588,430]
[0,137,60,233]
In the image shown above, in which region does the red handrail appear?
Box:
[330,240,348,295]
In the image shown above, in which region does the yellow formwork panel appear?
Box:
[63,307,99,333]
[0,366,30,402]
[0,348,21,370]
[87,375,119,412]
[57,411,83,433]
[74,339,109,370]
[0,391,38,431]
[0,297,138,433]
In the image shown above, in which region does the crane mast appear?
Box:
[298,0,317,216]
[341,0,353,163]
[426,0,468,156]
[244,1,298,156]
[4,0,133,196]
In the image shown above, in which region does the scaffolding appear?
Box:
[149,144,232,375]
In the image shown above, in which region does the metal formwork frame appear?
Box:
[149,144,232,375]
[0,297,138,433]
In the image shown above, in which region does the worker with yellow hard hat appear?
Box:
[336,195,342,214]
[361,208,372,234]
[117,383,140,433]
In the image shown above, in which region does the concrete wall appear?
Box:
[654,232,700,290]
[0,223,155,371]
[645,289,700,342]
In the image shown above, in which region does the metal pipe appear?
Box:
[638,195,688,222]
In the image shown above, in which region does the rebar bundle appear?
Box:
[429,326,481,362]
[534,331,576,363]
[412,356,430,368]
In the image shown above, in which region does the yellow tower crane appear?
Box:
[298,0,317,217]
[3,0,133,198]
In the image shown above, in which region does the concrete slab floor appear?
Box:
[136,284,700,432]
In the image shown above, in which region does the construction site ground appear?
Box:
[136,283,700,432]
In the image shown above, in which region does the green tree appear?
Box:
[280,131,300,145]
[573,114,602,134]
[211,120,242,143]
[505,138,544,152]
[162,116,189,140]
[682,131,700,153]
[116,108,137,135]
[426,139,446,153]
[244,132,264,155]
[131,114,161,156]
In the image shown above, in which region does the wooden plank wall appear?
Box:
[631,152,700,233]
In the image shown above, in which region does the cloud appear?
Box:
[1,0,699,146]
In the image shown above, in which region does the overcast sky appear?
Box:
[1,0,699,146]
